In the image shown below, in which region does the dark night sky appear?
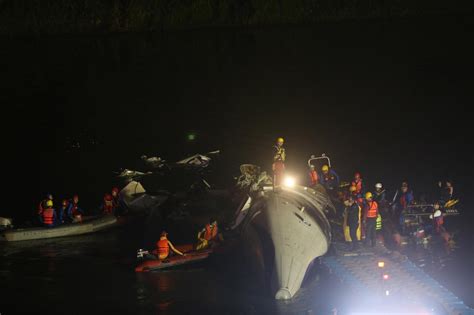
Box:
[1,17,473,219]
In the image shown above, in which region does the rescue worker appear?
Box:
[350,185,365,238]
[320,165,340,191]
[429,201,445,234]
[196,218,219,250]
[102,193,115,214]
[156,231,185,260]
[39,200,56,227]
[344,196,360,250]
[111,187,120,207]
[111,187,125,216]
[272,137,286,186]
[309,165,319,186]
[374,183,386,204]
[350,184,364,205]
[436,180,444,201]
[363,192,379,247]
[396,182,414,213]
[351,172,364,194]
[441,180,457,206]
[57,199,69,224]
[38,193,53,216]
[67,195,84,222]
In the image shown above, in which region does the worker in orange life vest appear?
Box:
[351,172,364,194]
[156,231,185,260]
[196,218,219,250]
[272,137,286,186]
[37,193,53,218]
[309,165,319,186]
[40,200,56,227]
[363,192,379,247]
[102,193,115,214]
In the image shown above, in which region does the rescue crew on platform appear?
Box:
[350,184,364,205]
[320,165,340,191]
[196,218,219,250]
[344,196,360,251]
[374,183,386,205]
[374,183,388,216]
[363,192,379,247]
[39,200,56,227]
[351,172,364,195]
[272,137,286,186]
[156,231,185,260]
[309,164,319,187]
[429,201,445,234]
[440,180,457,206]
[400,182,414,209]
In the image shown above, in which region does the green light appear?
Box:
[187,133,196,141]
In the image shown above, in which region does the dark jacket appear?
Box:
[320,169,340,190]
[374,189,387,205]
[347,203,360,227]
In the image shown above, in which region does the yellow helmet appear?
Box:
[365,192,373,200]
[46,200,53,207]
[349,185,357,192]
[322,165,329,172]
[277,137,284,143]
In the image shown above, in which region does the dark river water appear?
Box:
[2,14,474,314]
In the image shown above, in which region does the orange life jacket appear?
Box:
[309,170,319,185]
[42,208,55,225]
[204,224,218,241]
[352,179,363,193]
[366,200,378,218]
[103,199,114,214]
[157,238,169,258]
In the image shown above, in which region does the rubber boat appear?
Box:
[231,164,334,300]
[0,215,118,242]
[135,244,213,272]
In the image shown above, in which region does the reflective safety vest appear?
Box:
[366,201,378,218]
[376,214,382,230]
[42,208,55,225]
[204,224,218,241]
[157,238,169,258]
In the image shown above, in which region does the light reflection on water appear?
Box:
[0,217,472,315]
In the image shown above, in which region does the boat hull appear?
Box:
[1,215,118,242]
[135,245,213,272]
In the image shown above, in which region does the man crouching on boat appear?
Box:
[157,231,185,260]
[196,218,222,250]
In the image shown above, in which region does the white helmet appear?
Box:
[375,183,383,189]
